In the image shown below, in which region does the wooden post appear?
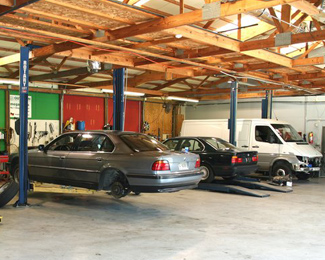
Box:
[237,13,242,41]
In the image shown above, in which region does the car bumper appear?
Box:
[126,171,203,193]
[214,164,258,177]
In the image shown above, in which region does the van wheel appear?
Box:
[200,164,215,183]
[295,173,310,180]
[272,162,292,177]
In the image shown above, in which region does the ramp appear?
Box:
[197,183,270,198]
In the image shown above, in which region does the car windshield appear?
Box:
[201,137,236,150]
[120,134,168,152]
[272,124,304,142]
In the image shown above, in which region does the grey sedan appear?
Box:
[9,131,202,198]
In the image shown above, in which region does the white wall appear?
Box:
[185,95,325,150]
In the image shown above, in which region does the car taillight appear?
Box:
[231,156,237,164]
[252,155,258,162]
[231,156,243,164]
[152,160,170,171]
[195,158,200,168]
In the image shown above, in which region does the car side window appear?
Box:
[164,139,179,151]
[255,126,280,144]
[179,139,203,152]
[47,133,78,151]
[76,134,107,152]
[101,137,115,152]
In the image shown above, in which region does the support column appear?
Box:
[15,46,30,207]
[5,90,10,154]
[113,68,125,131]
[104,96,109,126]
[229,81,238,146]
[262,90,273,119]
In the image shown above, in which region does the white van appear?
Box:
[181,119,323,180]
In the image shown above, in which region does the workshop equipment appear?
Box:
[0,155,9,176]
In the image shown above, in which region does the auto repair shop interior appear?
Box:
[0,0,325,259]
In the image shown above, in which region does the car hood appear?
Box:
[286,142,322,158]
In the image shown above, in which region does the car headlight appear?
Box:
[297,156,309,164]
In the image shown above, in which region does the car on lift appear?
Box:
[7,131,202,200]
[163,137,258,183]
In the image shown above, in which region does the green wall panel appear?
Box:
[0,90,5,151]
[10,91,59,120]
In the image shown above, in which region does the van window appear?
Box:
[255,126,281,144]
[272,124,303,142]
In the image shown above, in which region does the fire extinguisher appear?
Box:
[308,132,314,144]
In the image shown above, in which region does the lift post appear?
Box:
[113,68,125,131]
[229,81,238,146]
[15,46,30,207]
[262,90,273,119]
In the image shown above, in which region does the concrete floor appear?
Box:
[1,179,325,260]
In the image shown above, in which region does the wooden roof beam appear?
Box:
[152,78,187,90]
[30,67,90,81]
[0,0,37,13]
[240,29,325,51]
[199,90,306,100]
[108,0,303,41]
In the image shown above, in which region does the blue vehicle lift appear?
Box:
[14,46,30,207]
[113,68,125,131]
[229,81,237,146]
[262,90,273,119]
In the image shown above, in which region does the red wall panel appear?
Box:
[125,100,142,132]
[64,95,105,130]
[107,99,142,132]
[64,96,141,132]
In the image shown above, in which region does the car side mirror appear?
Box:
[38,144,45,151]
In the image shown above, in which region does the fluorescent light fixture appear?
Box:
[0,78,58,89]
[102,89,145,96]
[125,91,145,96]
[167,96,199,103]
[0,79,19,85]
[134,0,150,7]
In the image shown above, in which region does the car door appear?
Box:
[251,125,282,171]
[63,133,115,188]
[29,133,78,183]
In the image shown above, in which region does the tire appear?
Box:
[200,164,215,183]
[295,173,310,180]
[110,181,129,199]
[272,162,292,177]
[0,179,19,208]
[12,164,20,183]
